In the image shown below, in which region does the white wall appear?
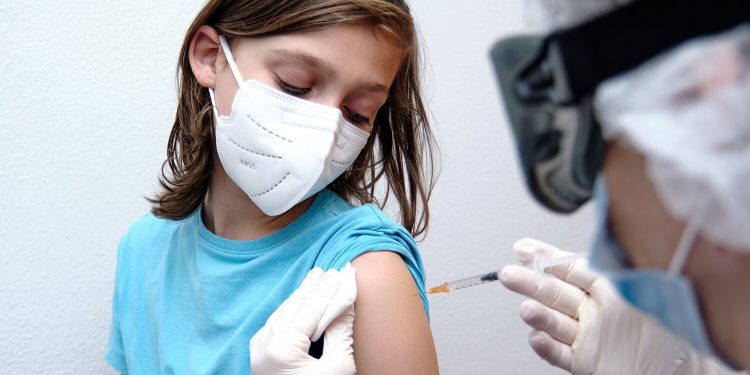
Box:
[0,1,591,373]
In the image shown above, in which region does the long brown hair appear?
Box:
[149,0,438,238]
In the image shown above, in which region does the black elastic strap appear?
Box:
[552,0,750,100]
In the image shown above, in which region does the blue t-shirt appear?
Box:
[105,190,428,374]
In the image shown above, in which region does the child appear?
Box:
[105,0,439,373]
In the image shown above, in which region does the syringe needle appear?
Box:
[427,282,450,294]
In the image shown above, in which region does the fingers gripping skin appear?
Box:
[291,270,343,339]
[311,264,357,342]
[319,304,356,374]
[250,266,357,375]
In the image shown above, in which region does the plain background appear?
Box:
[0,0,592,373]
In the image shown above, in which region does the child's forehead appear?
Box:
[231,24,404,81]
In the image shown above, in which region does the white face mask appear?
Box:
[208,35,370,216]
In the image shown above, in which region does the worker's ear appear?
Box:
[189,25,221,89]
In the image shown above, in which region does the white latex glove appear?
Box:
[499,238,742,375]
[249,264,357,375]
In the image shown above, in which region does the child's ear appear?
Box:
[189,25,221,89]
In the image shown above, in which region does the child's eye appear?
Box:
[277,79,311,96]
[344,107,370,125]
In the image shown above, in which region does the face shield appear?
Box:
[489,0,750,213]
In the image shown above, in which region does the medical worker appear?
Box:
[491,0,750,373]
[247,0,750,374]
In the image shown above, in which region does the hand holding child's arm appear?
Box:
[249,266,357,375]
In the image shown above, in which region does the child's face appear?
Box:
[196,23,404,133]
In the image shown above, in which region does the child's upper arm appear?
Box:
[350,251,438,375]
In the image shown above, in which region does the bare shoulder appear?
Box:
[351,251,418,292]
[350,251,439,375]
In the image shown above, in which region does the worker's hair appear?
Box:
[148,0,438,237]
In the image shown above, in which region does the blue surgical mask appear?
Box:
[588,178,740,369]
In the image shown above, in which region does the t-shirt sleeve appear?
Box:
[317,206,429,318]
[105,239,129,374]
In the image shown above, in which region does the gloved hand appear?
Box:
[250,264,357,375]
[499,238,741,375]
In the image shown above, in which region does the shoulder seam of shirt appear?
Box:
[364,204,389,231]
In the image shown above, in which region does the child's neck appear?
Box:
[202,161,314,241]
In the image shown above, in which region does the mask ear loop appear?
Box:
[667,197,709,275]
[218,35,247,92]
[208,88,220,120]
[208,35,246,121]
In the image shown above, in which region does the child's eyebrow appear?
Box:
[358,81,389,94]
[270,48,334,74]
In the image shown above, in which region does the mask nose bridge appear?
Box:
[308,92,348,122]
[291,95,346,128]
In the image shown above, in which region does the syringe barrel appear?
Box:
[449,271,500,290]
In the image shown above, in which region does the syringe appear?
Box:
[427,253,584,294]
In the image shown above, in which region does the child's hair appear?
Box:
[149,0,438,237]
